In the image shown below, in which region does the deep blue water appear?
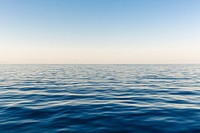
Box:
[0,64,200,133]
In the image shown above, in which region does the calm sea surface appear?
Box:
[0,64,200,133]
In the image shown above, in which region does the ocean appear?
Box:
[0,64,200,133]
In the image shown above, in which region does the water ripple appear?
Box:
[0,64,200,132]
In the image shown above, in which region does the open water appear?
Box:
[0,64,200,133]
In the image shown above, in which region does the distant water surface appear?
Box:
[0,64,200,133]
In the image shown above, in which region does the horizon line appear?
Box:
[0,63,200,65]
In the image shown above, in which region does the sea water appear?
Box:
[0,64,200,133]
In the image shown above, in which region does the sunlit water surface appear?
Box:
[0,65,200,133]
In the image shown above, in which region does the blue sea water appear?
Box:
[0,64,200,133]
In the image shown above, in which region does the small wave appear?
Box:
[0,64,200,132]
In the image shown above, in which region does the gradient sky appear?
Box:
[0,0,200,64]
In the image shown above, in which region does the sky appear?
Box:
[0,0,200,64]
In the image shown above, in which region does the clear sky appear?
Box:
[0,0,200,64]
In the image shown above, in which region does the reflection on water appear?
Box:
[0,64,200,132]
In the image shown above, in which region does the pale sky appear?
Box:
[0,0,200,64]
